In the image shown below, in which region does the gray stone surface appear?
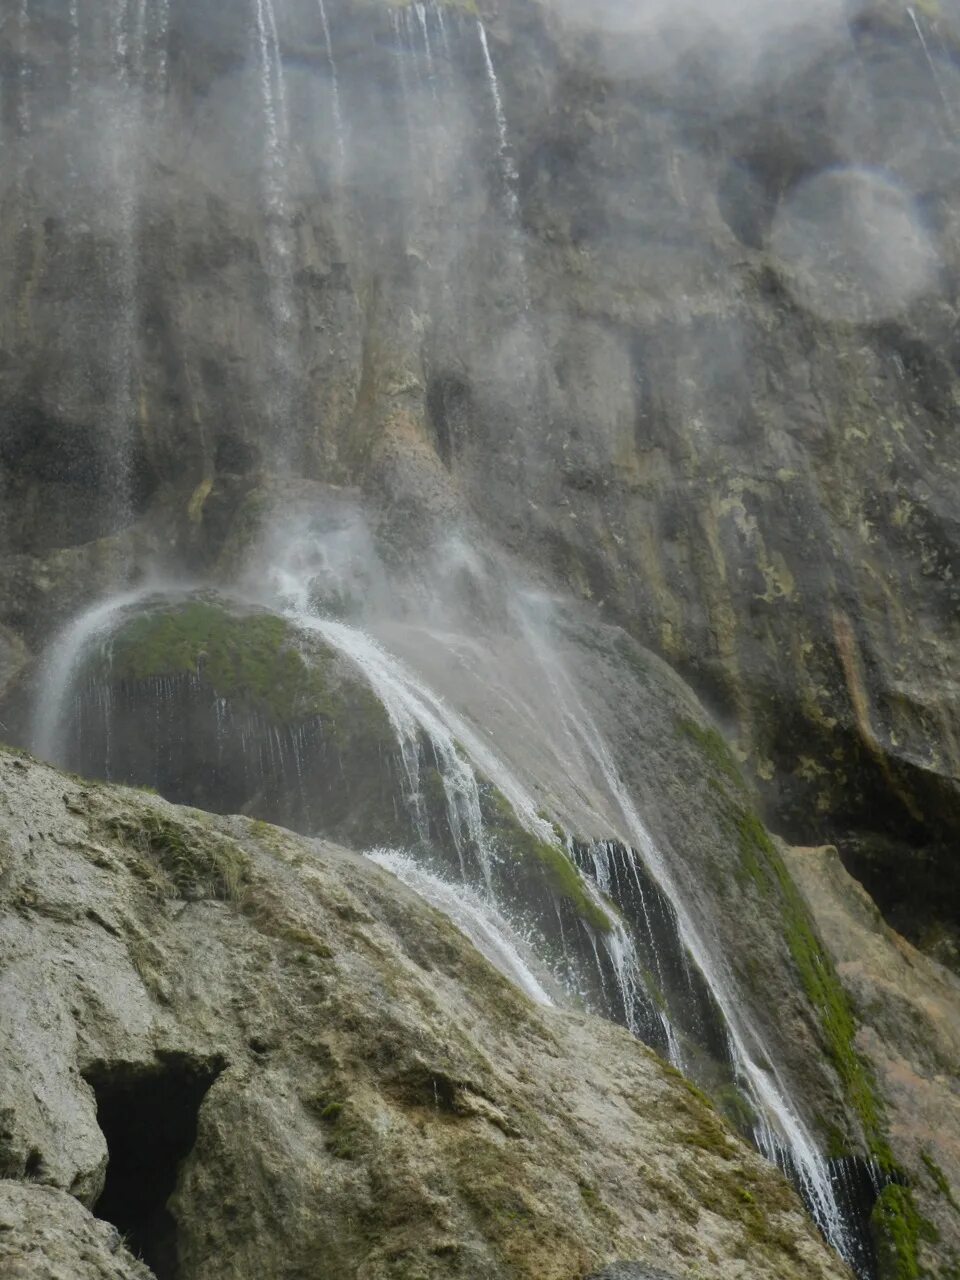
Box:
[0,749,847,1280]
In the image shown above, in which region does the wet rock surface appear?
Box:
[784,843,960,1279]
[0,0,957,960]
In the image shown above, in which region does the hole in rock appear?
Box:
[85,1056,222,1280]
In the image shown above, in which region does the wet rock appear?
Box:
[784,843,960,1278]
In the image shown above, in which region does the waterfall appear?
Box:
[17,0,31,143]
[519,614,857,1268]
[29,586,172,766]
[103,0,143,526]
[290,612,505,888]
[28,578,865,1271]
[68,0,81,102]
[316,0,346,175]
[436,5,452,62]
[280,599,682,1061]
[366,848,555,1006]
[130,0,148,82]
[477,22,520,221]
[907,6,952,116]
[414,3,439,102]
[253,0,294,437]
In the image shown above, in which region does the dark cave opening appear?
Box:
[85,1057,222,1280]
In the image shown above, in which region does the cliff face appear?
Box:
[0,1,958,1277]
[0,0,956,960]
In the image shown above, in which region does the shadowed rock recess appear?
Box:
[0,0,958,1278]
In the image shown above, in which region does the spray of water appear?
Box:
[367,847,555,1005]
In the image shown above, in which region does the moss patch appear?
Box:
[106,600,388,730]
[731,799,890,1160]
[871,1184,939,1280]
[679,718,747,791]
[480,786,613,933]
[921,1150,960,1215]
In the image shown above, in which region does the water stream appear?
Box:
[317,0,346,175]
[27,570,873,1273]
[253,0,294,438]
[366,847,555,1006]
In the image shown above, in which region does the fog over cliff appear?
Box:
[0,3,958,1280]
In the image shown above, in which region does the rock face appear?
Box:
[0,1,958,1277]
[0,0,957,962]
[784,843,960,1279]
[0,749,850,1280]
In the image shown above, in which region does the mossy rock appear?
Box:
[479,784,613,934]
[104,599,378,727]
[70,598,411,849]
[871,1184,939,1280]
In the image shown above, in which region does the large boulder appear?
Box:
[0,749,849,1280]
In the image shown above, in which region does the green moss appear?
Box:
[106,601,389,733]
[679,718,746,790]
[871,1184,939,1280]
[723,798,891,1163]
[715,1083,760,1134]
[106,808,250,901]
[308,1094,367,1161]
[481,786,613,933]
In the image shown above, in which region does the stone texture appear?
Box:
[0,1183,153,1280]
[0,747,849,1280]
[784,843,960,1277]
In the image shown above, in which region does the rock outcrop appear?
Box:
[0,746,851,1280]
[784,843,960,1279]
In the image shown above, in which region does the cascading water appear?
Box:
[316,0,346,176]
[477,22,521,224]
[6,3,911,1270]
[105,0,142,526]
[414,3,440,103]
[17,0,31,168]
[29,585,176,767]
[253,0,295,438]
[515,600,860,1268]
[366,848,555,1006]
[68,0,81,103]
[26,557,881,1273]
[907,5,953,117]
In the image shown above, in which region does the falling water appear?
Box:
[130,0,148,81]
[68,0,81,101]
[290,611,499,887]
[276,593,680,1054]
[29,586,171,766]
[17,0,31,143]
[104,0,142,526]
[316,0,346,174]
[367,848,555,1005]
[477,22,520,221]
[521,612,857,1267]
[414,3,439,102]
[151,0,172,93]
[436,5,452,61]
[253,0,295,435]
[906,6,952,117]
[255,0,290,224]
